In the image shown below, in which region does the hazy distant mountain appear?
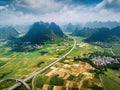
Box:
[63,23,82,32]
[13,24,31,33]
[85,21,120,29]
[86,26,120,43]
[72,27,98,37]
[64,23,76,32]
[72,25,120,44]
[0,26,19,40]
[22,21,64,43]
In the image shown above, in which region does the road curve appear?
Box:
[0,78,31,90]
[8,38,76,90]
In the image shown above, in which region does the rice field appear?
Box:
[0,39,73,80]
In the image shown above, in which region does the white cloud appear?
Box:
[96,0,120,12]
[0,0,120,25]
[0,5,8,10]
[0,6,5,10]
[13,0,63,14]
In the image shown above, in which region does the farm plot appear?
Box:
[0,40,73,81]
[34,60,103,90]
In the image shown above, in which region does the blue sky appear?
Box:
[0,0,103,6]
[69,0,103,5]
[0,0,120,25]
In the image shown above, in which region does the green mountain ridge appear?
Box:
[86,26,120,43]
[22,21,64,44]
[0,26,19,40]
[72,26,120,44]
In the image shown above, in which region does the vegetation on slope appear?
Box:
[22,21,64,44]
[72,26,120,47]
[0,26,19,40]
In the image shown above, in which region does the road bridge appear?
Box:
[0,78,31,90]
[8,38,76,90]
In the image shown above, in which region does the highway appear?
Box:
[0,78,31,90]
[8,38,76,90]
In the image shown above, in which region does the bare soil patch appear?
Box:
[53,86,62,90]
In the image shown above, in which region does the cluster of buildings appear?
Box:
[91,56,119,66]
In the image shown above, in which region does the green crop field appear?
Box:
[1,36,120,90]
[99,69,120,90]
[32,36,105,90]
[105,69,120,85]
[35,74,49,88]
[64,37,120,90]
[112,44,120,56]
[100,74,120,90]
[0,39,73,81]
[69,37,104,57]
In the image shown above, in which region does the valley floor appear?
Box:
[0,36,120,90]
[34,59,103,90]
[33,37,105,90]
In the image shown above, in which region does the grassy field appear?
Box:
[112,44,120,56]
[100,74,120,90]
[99,69,120,90]
[69,37,119,90]
[100,69,120,90]
[34,61,103,90]
[1,36,120,90]
[105,69,120,83]
[32,36,104,90]
[69,37,104,57]
[0,39,73,81]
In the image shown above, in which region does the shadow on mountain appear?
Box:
[39,50,48,55]
[6,39,37,52]
[72,26,120,48]
[5,21,65,52]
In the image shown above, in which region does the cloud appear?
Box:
[0,0,120,25]
[11,0,64,14]
[0,6,5,10]
[96,0,120,12]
